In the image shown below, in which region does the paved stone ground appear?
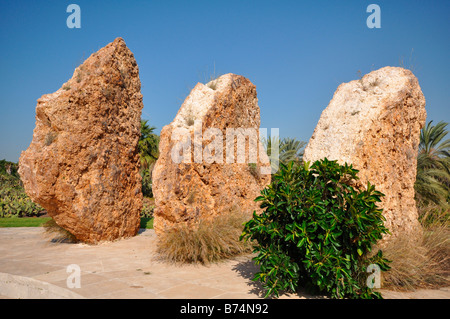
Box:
[0,227,448,299]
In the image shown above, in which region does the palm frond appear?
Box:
[416,120,450,206]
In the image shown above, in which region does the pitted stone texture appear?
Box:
[304,67,426,243]
[152,74,271,235]
[19,38,143,244]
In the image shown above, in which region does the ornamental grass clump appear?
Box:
[157,210,252,264]
[381,210,449,291]
[240,159,391,299]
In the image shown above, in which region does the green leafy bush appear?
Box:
[240,159,390,299]
[0,161,45,218]
[141,198,155,219]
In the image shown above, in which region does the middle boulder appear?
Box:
[152,74,271,235]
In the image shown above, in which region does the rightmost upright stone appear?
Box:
[303,67,426,244]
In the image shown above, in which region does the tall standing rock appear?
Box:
[303,67,426,243]
[152,73,271,235]
[19,38,143,244]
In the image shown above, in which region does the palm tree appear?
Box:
[419,121,450,158]
[279,137,306,164]
[139,119,160,197]
[415,121,450,207]
[139,119,159,171]
[262,136,306,173]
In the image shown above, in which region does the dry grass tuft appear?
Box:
[156,211,252,265]
[42,218,78,243]
[381,218,449,291]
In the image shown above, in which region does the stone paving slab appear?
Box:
[0,227,448,299]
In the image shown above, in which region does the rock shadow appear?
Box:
[231,258,268,298]
[232,258,327,299]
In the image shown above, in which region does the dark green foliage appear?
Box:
[141,169,154,198]
[0,160,45,218]
[139,119,159,170]
[415,121,449,207]
[240,159,390,299]
[139,119,159,197]
[140,217,154,229]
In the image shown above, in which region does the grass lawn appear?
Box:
[0,217,52,227]
[0,217,154,229]
[140,217,154,229]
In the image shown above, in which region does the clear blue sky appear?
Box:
[1,0,449,162]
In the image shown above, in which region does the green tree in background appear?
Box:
[139,120,159,170]
[0,160,44,217]
[263,136,306,173]
[415,121,450,208]
[138,119,160,197]
[280,137,306,164]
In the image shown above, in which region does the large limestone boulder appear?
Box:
[19,38,143,244]
[303,67,426,242]
[152,73,271,235]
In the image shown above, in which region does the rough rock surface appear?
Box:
[303,67,426,243]
[19,38,143,244]
[152,73,271,235]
